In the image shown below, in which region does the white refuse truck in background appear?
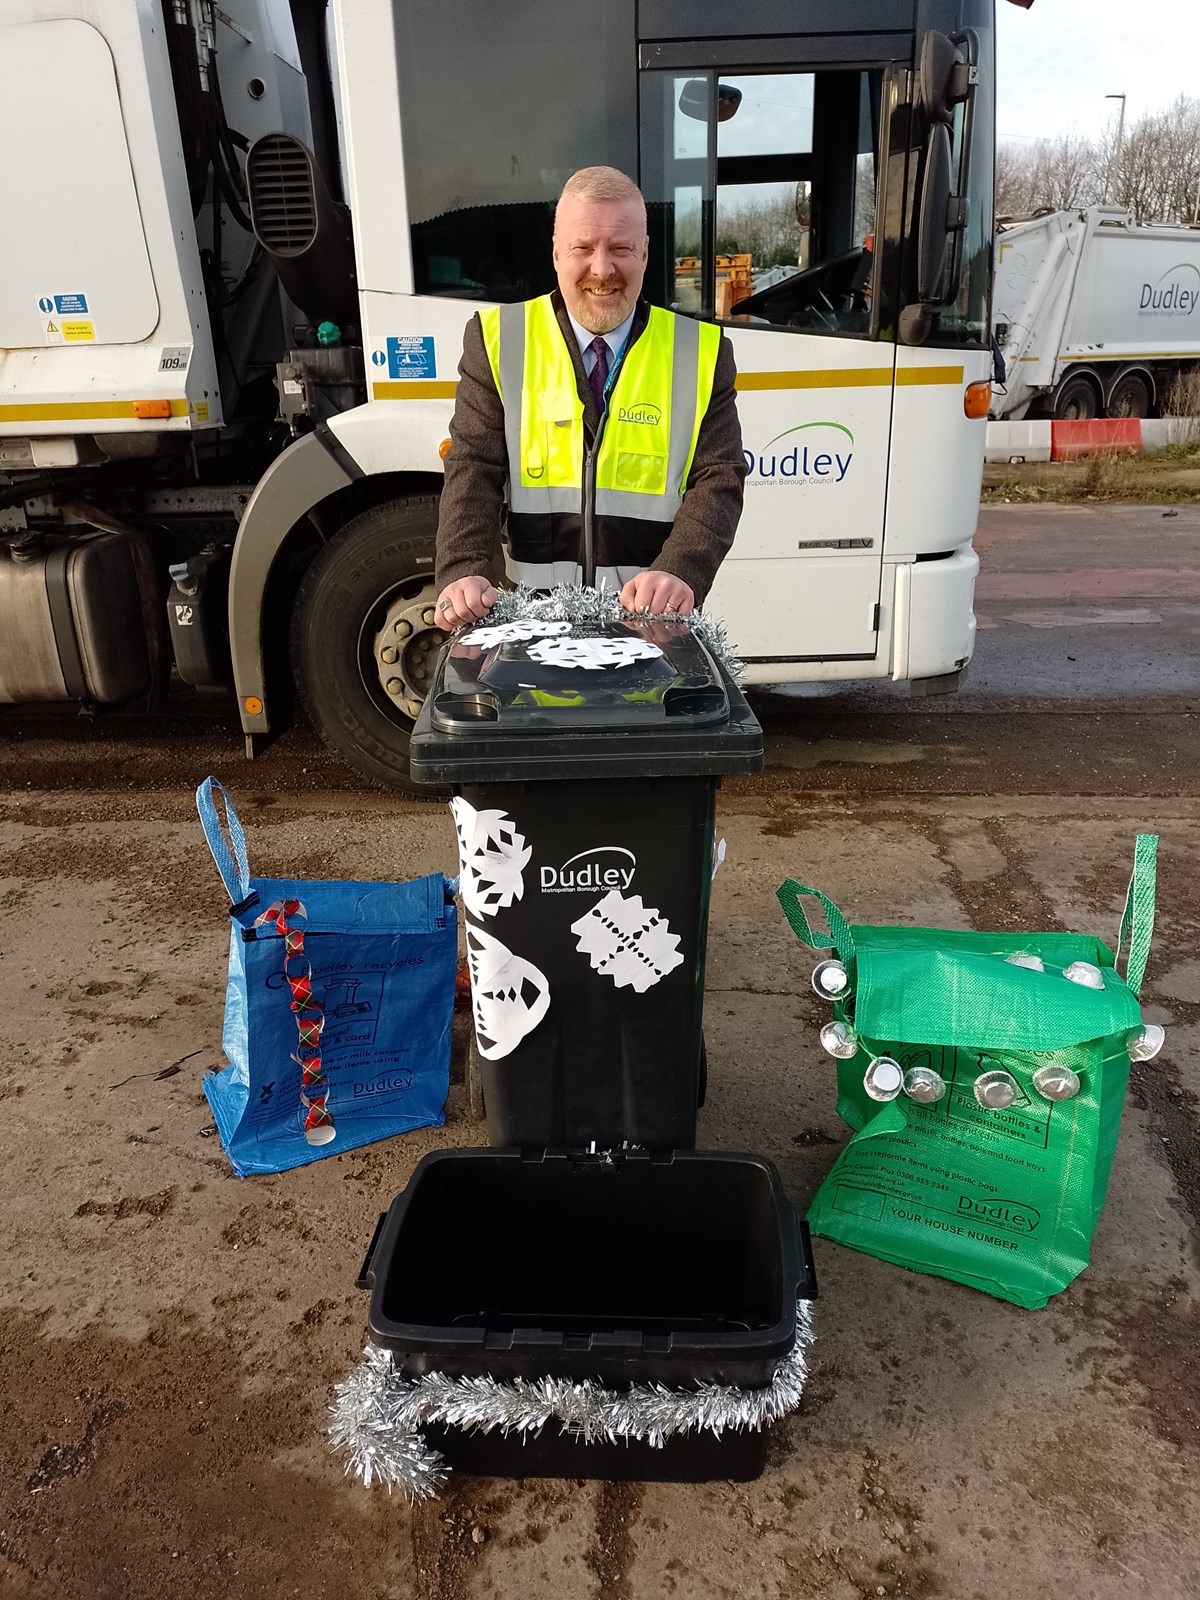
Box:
[0,0,1023,790]
[991,205,1200,422]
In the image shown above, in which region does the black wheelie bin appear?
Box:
[409,615,761,1149]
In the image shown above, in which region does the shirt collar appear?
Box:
[565,306,636,365]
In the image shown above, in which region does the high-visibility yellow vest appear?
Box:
[479,294,721,589]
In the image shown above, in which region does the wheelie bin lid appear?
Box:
[410,618,763,783]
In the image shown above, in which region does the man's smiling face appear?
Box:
[553,193,648,335]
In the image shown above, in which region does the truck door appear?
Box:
[640,34,909,661]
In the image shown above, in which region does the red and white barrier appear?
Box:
[985,416,1199,462]
[1049,419,1141,460]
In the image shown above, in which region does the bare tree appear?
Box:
[715,190,806,267]
[1042,133,1100,210]
[1109,96,1200,222]
[993,133,1100,217]
[995,140,1031,217]
[996,96,1200,224]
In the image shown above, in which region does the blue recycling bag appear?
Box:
[197,777,457,1177]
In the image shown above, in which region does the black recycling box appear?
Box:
[357,1148,817,1482]
[359,1148,815,1386]
[410,620,762,1150]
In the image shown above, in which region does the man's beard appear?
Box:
[571,276,634,334]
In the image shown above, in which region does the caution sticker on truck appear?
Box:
[37,292,89,316]
[383,335,436,379]
[61,320,95,342]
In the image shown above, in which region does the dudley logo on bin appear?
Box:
[540,846,637,894]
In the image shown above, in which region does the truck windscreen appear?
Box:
[396,0,637,303]
[641,65,885,339]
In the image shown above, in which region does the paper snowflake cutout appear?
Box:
[461,619,572,648]
[450,798,532,919]
[524,636,663,671]
[465,923,550,1060]
[570,890,684,992]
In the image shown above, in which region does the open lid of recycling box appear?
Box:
[410,619,763,784]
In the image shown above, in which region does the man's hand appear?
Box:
[619,571,695,616]
[435,576,498,631]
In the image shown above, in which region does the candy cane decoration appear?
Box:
[255,898,336,1146]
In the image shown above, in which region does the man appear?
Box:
[433,166,747,630]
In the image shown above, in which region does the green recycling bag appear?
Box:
[777,835,1159,1309]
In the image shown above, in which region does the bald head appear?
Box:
[555,167,647,233]
[553,167,648,334]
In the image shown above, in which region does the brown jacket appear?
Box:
[435,293,747,606]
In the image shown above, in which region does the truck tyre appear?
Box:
[1053,374,1099,422]
[1106,372,1152,419]
[291,495,443,792]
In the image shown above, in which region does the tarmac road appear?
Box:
[0,504,1197,1600]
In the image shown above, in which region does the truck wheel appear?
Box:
[292,495,443,791]
[1106,372,1152,419]
[1053,374,1099,421]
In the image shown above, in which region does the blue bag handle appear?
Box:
[1114,833,1158,999]
[196,777,252,905]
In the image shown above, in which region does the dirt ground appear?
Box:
[1,505,1199,1598]
[0,786,1197,1599]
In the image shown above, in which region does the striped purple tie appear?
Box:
[588,335,610,416]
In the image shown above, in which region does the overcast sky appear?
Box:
[996,0,1199,147]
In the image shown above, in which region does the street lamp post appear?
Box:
[1104,93,1126,204]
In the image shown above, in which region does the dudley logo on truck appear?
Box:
[744,421,854,485]
[1138,262,1200,316]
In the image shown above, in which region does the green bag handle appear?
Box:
[776,880,857,974]
[1115,833,1158,998]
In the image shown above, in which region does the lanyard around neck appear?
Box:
[595,325,634,414]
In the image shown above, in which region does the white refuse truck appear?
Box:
[0,0,1022,790]
[991,205,1200,421]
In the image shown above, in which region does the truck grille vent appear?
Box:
[246,134,317,255]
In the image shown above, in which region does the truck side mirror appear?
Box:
[901,29,979,345]
[918,32,958,124]
[917,121,953,301]
[678,79,742,123]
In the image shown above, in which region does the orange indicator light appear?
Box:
[964,381,991,419]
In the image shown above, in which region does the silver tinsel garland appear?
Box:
[330,1301,814,1501]
[479,583,745,682]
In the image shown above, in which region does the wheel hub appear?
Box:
[372,586,441,721]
